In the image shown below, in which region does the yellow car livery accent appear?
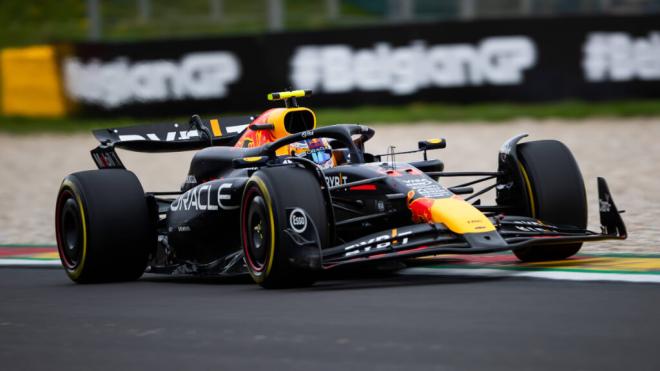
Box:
[243,156,265,162]
[210,119,222,137]
[269,107,317,139]
[251,176,276,283]
[518,162,536,217]
[428,139,443,144]
[61,179,88,280]
[235,107,316,156]
[267,90,311,101]
[426,197,496,234]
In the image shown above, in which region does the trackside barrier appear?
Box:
[1,14,660,117]
[0,45,70,117]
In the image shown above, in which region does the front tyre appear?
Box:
[55,170,154,283]
[513,140,587,262]
[241,166,329,288]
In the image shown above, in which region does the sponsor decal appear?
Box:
[513,220,551,233]
[599,198,612,213]
[118,130,199,142]
[225,124,250,134]
[583,31,660,82]
[91,150,122,169]
[184,175,197,184]
[402,177,452,198]
[118,123,248,143]
[63,51,241,108]
[217,183,236,210]
[290,37,536,95]
[325,174,348,187]
[288,208,308,233]
[344,229,412,257]
[170,181,238,212]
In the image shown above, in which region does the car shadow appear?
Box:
[138,260,503,290]
[140,274,253,285]
[305,262,503,291]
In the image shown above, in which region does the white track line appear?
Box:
[0,259,61,267]
[399,267,660,283]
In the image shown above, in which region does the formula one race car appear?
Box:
[55,90,627,288]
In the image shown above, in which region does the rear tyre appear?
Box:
[55,169,154,283]
[513,140,587,262]
[241,166,328,288]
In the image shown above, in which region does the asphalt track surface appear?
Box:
[1,268,659,371]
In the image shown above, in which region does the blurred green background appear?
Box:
[5,0,659,47]
[1,0,660,132]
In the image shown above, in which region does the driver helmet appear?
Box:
[289,138,334,169]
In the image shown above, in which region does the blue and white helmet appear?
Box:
[289,138,334,169]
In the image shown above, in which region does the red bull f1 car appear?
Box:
[55,90,627,288]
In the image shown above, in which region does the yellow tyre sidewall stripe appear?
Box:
[248,176,276,283]
[60,179,88,280]
[518,161,536,218]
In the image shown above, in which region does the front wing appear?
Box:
[319,177,626,269]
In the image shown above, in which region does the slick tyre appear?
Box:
[55,169,154,283]
[240,166,329,289]
[514,140,587,262]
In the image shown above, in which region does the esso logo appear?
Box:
[289,208,308,233]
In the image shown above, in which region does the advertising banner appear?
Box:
[57,15,660,116]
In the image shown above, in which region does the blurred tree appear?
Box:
[0,0,86,47]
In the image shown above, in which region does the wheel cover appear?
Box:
[247,195,270,270]
[56,188,85,271]
[518,161,536,218]
[242,185,274,275]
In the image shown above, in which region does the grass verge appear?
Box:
[1,99,659,134]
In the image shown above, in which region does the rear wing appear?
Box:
[91,115,253,169]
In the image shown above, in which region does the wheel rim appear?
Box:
[242,188,272,273]
[56,190,84,269]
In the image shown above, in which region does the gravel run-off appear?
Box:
[1,118,658,254]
